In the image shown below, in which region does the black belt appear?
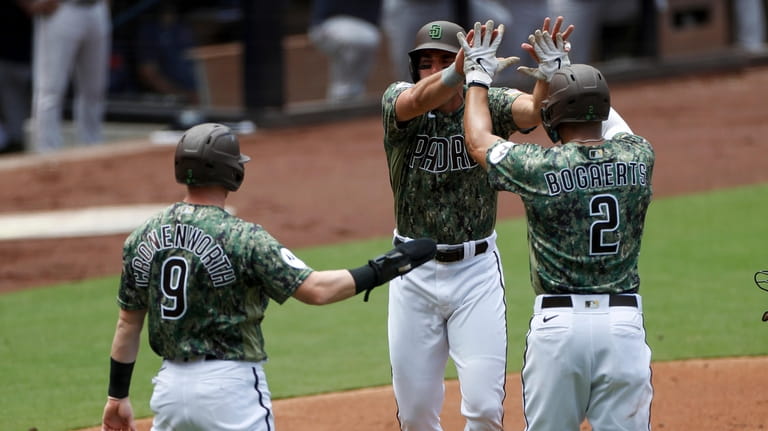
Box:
[395,238,488,262]
[541,294,638,308]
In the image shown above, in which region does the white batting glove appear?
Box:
[457,20,519,88]
[517,29,571,82]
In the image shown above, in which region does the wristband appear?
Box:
[465,68,492,88]
[440,64,462,88]
[349,265,379,302]
[108,357,135,399]
[468,81,489,89]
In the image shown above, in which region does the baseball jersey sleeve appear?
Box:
[237,228,314,305]
[487,87,527,137]
[381,81,418,144]
[484,139,552,197]
[118,227,153,311]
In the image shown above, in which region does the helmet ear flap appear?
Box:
[233,166,245,186]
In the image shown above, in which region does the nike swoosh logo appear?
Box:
[543,315,558,323]
[476,58,490,74]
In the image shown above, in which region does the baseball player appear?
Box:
[100,123,437,431]
[308,0,382,102]
[381,17,572,431]
[30,0,110,152]
[462,23,655,430]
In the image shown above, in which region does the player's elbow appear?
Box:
[292,272,347,305]
[293,288,328,305]
[293,285,330,305]
[468,146,488,170]
[464,132,489,169]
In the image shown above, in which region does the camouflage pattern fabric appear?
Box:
[485,133,655,294]
[382,81,525,244]
[117,202,313,362]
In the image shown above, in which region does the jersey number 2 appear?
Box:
[589,194,620,255]
[161,257,189,319]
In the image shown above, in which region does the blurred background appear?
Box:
[2,0,767,151]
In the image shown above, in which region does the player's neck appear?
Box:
[184,186,228,208]
[560,123,604,145]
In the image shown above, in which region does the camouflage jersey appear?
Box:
[382,81,525,244]
[485,133,654,294]
[117,202,313,362]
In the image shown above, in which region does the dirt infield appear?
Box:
[3,65,768,430]
[78,356,766,431]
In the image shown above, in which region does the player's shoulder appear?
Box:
[384,81,413,99]
[487,138,548,166]
[611,132,653,151]
[382,81,412,112]
[610,131,647,142]
[608,133,655,163]
[487,87,527,132]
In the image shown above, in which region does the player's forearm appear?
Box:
[294,270,356,305]
[294,238,436,304]
[512,80,549,129]
[109,309,145,363]
[464,86,494,169]
[397,66,462,121]
[107,309,144,399]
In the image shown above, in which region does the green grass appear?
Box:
[2,183,767,430]
[639,185,768,359]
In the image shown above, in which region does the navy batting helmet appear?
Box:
[174,123,250,191]
[408,21,463,83]
[542,64,611,143]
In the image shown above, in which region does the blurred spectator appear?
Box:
[134,1,199,105]
[30,0,111,153]
[733,0,767,53]
[0,0,33,154]
[381,0,538,88]
[308,0,382,103]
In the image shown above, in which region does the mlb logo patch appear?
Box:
[588,148,604,159]
[585,300,600,309]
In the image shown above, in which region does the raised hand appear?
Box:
[457,20,519,88]
[518,16,573,82]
